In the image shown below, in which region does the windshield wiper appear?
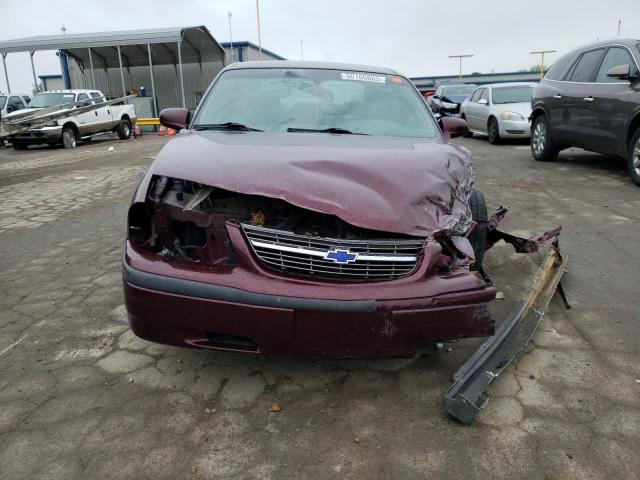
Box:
[193,122,263,132]
[287,127,368,135]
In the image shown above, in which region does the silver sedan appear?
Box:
[460,82,536,144]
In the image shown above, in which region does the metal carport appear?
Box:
[0,26,226,112]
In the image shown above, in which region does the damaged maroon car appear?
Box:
[123,61,560,365]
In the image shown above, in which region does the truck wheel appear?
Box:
[531,114,558,161]
[468,190,488,271]
[116,119,131,140]
[62,127,77,149]
[487,117,501,144]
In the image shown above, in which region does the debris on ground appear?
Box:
[354,437,361,444]
[495,291,505,300]
[270,403,282,413]
[108,146,114,152]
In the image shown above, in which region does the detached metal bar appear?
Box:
[147,43,158,117]
[117,45,126,97]
[444,243,568,424]
[87,48,96,89]
[29,51,37,92]
[177,41,185,108]
[1,53,10,92]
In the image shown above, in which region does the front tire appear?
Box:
[487,117,501,144]
[628,127,640,186]
[62,127,77,149]
[116,119,131,140]
[468,190,488,271]
[531,115,558,161]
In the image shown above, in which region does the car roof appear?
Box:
[223,60,401,76]
[480,82,538,89]
[0,92,30,96]
[564,38,640,56]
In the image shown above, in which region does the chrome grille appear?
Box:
[242,223,424,280]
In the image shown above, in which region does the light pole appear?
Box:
[449,54,473,81]
[300,39,304,61]
[256,0,262,59]
[530,50,556,79]
[227,11,234,63]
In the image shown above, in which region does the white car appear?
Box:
[7,89,136,150]
[0,93,31,145]
[460,82,536,144]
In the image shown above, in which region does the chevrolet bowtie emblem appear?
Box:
[324,249,358,264]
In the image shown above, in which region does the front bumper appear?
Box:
[498,119,531,138]
[123,227,497,358]
[11,125,63,144]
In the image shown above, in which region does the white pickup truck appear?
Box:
[7,89,136,150]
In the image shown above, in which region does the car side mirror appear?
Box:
[432,95,440,100]
[606,64,634,80]
[440,116,467,139]
[478,98,488,105]
[159,107,191,131]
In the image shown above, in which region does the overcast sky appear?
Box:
[1,0,639,94]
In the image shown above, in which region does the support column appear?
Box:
[117,45,126,97]
[147,43,158,116]
[29,51,38,92]
[1,53,10,92]
[88,48,96,89]
[177,41,185,108]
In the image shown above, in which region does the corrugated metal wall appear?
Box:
[68,57,224,112]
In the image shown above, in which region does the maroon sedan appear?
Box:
[124,61,510,358]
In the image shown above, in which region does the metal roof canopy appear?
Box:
[0,26,225,66]
[0,26,226,108]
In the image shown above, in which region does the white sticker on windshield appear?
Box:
[340,73,386,84]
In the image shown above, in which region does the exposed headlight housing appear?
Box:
[500,112,524,121]
[442,101,458,110]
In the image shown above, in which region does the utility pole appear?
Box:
[300,39,304,61]
[617,19,622,36]
[227,11,234,63]
[256,0,262,59]
[449,54,473,81]
[530,50,556,79]
[61,25,67,35]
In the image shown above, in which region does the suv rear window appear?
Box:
[568,49,605,82]
[545,53,577,81]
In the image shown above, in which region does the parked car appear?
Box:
[7,89,136,150]
[460,82,536,143]
[530,38,640,185]
[122,61,558,359]
[430,82,477,116]
[0,93,31,145]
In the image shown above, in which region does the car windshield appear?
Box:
[193,68,439,138]
[0,96,6,109]
[492,86,533,104]
[442,85,476,96]
[28,92,76,108]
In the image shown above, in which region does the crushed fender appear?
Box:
[444,241,567,424]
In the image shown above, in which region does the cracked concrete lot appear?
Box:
[1,134,639,479]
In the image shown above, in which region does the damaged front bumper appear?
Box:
[444,241,567,424]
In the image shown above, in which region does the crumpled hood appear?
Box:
[149,131,474,237]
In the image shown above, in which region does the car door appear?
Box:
[463,88,481,130]
[475,88,492,132]
[74,93,92,135]
[558,48,606,148]
[89,92,112,133]
[589,46,639,155]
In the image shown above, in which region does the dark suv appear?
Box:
[530,39,640,185]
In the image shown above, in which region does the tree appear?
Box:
[529,64,546,72]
